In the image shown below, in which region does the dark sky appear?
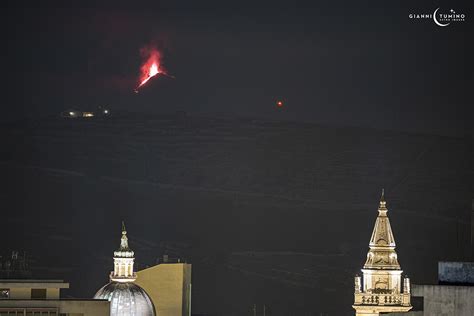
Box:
[1,0,472,136]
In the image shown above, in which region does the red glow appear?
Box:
[136,46,165,90]
[276,100,284,107]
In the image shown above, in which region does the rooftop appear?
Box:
[0,279,69,288]
[438,261,474,285]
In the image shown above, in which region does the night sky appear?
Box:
[1,1,473,315]
[1,0,472,135]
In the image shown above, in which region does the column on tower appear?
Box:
[110,222,137,282]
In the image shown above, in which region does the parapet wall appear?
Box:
[438,261,474,285]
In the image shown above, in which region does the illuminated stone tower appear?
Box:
[353,191,411,316]
[94,222,155,316]
[110,222,137,282]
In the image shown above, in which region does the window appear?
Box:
[0,310,23,316]
[31,288,47,299]
[0,289,9,299]
[0,309,56,316]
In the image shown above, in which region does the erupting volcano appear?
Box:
[134,46,174,93]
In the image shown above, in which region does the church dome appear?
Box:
[94,282,155,316]
[94,222,156,316]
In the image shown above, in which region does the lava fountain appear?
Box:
[134,46,174,93]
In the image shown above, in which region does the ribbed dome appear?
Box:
[94,282,155,316]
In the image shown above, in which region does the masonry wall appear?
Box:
[136,263,192,316]
[412,284,474,316]
[0,299,110,315]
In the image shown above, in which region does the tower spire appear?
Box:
[353,193,411,315]
[378,189,387,214]
[366,191,397,266]
[119,221,130,251]
[111,222,136,282]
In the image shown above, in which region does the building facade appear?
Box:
[0,279,109,316]
[396,261,474,315]
[352,192,411,315]
[135,256,192,316]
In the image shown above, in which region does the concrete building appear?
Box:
[352,191,411,315]
[398,261,474,316]
[410,284,474,316]
[136,256,192,316]
[0,279,109,315]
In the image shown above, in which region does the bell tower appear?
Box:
[110,221,137,282]
[353,191,411,315]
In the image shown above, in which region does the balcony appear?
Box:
[354,292,411,306]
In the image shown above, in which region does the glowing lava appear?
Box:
[135,46,174,92]
[136,47,162,91]
[139,62,159,87]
